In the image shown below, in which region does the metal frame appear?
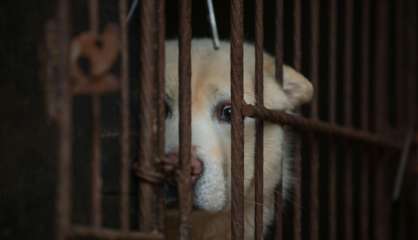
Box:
[48,0,417,240]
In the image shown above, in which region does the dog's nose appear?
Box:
[163,146,204,185]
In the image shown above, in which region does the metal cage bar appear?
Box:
[308,1,320,240]
[156,0,166,232]
[178,0,192,239]
[230,0,245,239]
[138,0,158,232]
[119,0,130,231]
[342,0,353,239]
[292,0,302,239]
[328,0,338,239]
[89,0,103,228]
[373,0,390,239]
[359,0,370,239]
[254,0,264,239]
[274,0,284,239]
[56,0,72,239]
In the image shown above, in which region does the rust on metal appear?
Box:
[342,0,353,239]
[254,0,264,239]
[292,0,302,239]
[119,0,130,231]
[71,226,164,240]
[359,0,370,239]
[137,0,159,232]
[328,0,338,238]
[231,0,245,239]
[178,0,192,239]
[156,0,166,232]
[395,0,406,126]
[89,0,102,228]
[275,0,283,87]
[308,1,320,240]
[242,105,418,150]
[358,0,371,240]
[274,1,284,239]
[56,0,72,240]
[373,0,390,239]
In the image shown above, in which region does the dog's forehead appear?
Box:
[165,50,232,102]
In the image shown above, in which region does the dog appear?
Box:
[162,39,313,239]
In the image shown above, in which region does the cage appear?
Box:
[1,0,417,240]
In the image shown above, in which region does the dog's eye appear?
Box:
[216,102,232,123]
[165,100,172,119]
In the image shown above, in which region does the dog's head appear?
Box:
[164,39,313,212]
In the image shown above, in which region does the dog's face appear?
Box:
[164,39,313,212]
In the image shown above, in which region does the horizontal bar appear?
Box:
[71,226,164,240]
[242,104,418,150]
[72,81,120,95]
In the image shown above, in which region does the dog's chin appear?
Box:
[193,162,226,212]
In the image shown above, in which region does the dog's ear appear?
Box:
[282,65,313,108]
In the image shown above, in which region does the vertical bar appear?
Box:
[373,0,389,240]
[89,0,102,228]
[138,0,158,232]
[254,0,264,239]
[406,0,417,122]
[292,1,302,240]
[156,0,166,232]
[119,0,130,231]
[275,0,283,87]
[308,1,320,240]
[178,0,192,239]
[359,0,370,239]
[328,0,338,239]
[395,0,406,127]
[56,0,72,239]
[343,0,353,239]
[275,1,284,239]
[231,0,244,239]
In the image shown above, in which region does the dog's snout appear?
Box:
[163,145,204,184]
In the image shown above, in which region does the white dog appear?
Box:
[162,39,313,240]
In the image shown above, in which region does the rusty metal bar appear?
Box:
[71,226,164,240]
[178,0,192,239]
[254,0,264,239]
[119,0,130,231]
[292,0,302,239]
[231,0,245,239]
[275,0,283,87]
[328,0,338,238]
[406,0,417,123]
[359,0,370,239]
[89,0,102,228]
[343,0,353,239]
[138,0,158,232]
[91,90,102,228]
[274,1,284,239]
[395,0,406,127]
[156,0,166,232]
[373,0,389,239]
[56,0,72,240]
[308,1,320,240]
[242,105,418,150]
